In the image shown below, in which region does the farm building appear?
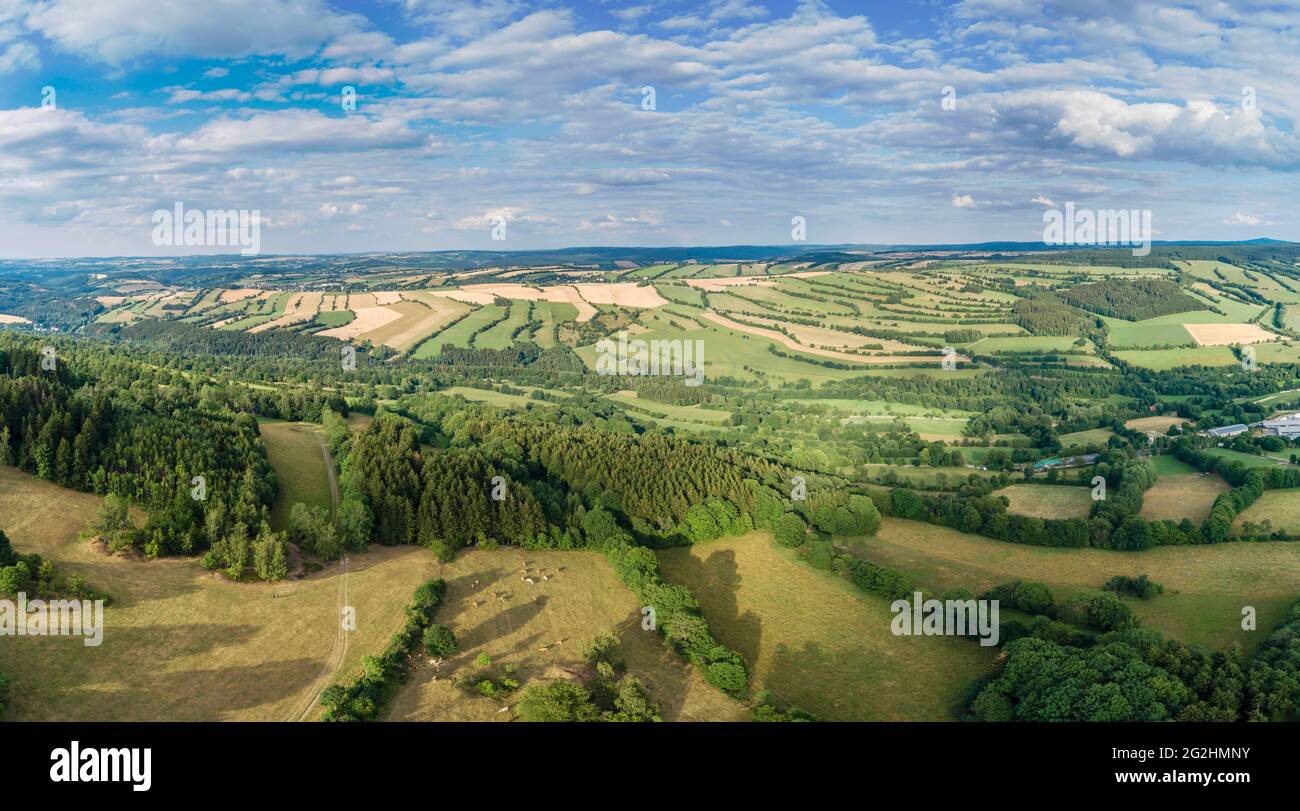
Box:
[1204,424,1248,438]
[1031,453,1099,471]
[1262,413,1300,439]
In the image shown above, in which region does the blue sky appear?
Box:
[1,0,1298,257]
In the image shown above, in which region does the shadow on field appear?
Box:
[699,548,764,665]
[443,567,505,604]
[764,640,838,719]
[614,613,698,722]
[97,622,264,659]
[48,558,206,610]
[615,546,766,720]
[136,658,324,721]
[30,620,324,720]
[458,595,549,649]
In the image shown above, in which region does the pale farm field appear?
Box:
[1184,323,1280,346]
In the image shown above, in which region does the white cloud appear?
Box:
[319,202,366,218]
[8,0,1300,254]
[454,207,551,230]
[1223,212,1261,226]
[164,87,253,104]
[401,0,524,40]
[0,40,38,73]
[293,66,397,87]
[25,0,365,64]
[170,110,430,155]
[321,30,396,61]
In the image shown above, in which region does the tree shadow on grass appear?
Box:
[762,640,845,720]
[456,594,549,650]
[7,620,325,720]
[697,547,764,666]
[442,566,506,606]
[119,657,325,721]
[613,613,700,722]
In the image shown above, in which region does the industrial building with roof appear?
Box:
[1204,424,1248,438]
[1262,413,1300,439]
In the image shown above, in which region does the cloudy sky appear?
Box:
[1,0,1298,257]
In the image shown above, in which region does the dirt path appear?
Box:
[320,436,340,520]
[287,435,346,722]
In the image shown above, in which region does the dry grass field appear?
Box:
[386,547,745,721]
[259,420,333,530]
[0,465,435,721]
[317,293,403,340]
[1141,463,1230,524]
[1232,488,1300,535]
[355,298,468,352]
[1125,415,1192,432]
[998,484,1094,519]
[657,533,994,721]
[1184,323,1279,346]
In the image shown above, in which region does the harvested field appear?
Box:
[357,298,468,351]
[460,283,551,301]
[1125,415,1191,432]
[219,288,264,303]
[700,310,954,365]
[317,293,403,340]
[248,292,323,333]
[686,277,777,292]
[572,282,667,308]
[1184,323,1279,346]
[450,282,660,317]
[544,285,597,322]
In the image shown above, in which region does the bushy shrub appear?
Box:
[774,511,808,547]
[422,624,458,658]
[1103,574,1164,600]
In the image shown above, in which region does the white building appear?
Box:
[1262,413,1300,439]
[1205,424,1248,438]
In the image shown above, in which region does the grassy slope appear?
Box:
[259,420,333,530]
[0,465,434,720]
[386,547,746,721]
[657,532,993,720]
[1233,488,1300,534]
[1141,458,1230,524]
[998,484,1094,519]
[858,516,1300,653]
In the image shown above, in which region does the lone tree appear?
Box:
[423,624,458,658]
